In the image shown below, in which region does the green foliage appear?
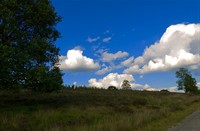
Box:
[0,0,63,91]
[176,68,198,93]
[121,80,131,90]
[108,86,117,90]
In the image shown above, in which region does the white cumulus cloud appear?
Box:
[59,49,100,72]
[101,51,129,62]
[95,66,112,75]
[88,73,155,90]
[121,56,134,67]
[124,23,200,74]
[88,73,134,88]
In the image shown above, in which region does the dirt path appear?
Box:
[169,111,200,131]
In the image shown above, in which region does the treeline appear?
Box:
[63,80,132,90]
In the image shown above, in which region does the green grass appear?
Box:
[0,89,200,131]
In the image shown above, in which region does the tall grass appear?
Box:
[0,89,200,130]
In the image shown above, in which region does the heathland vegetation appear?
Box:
[1,89,200,130]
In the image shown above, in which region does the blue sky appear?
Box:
[51,0,200,91]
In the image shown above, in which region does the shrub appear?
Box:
[108,86,118,90]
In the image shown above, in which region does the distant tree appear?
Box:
[176,68,198,93]
[108,86,117,90]
[160,89,169,93]
[0,0,63,91]
[121,80,131,90]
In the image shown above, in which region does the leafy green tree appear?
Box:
[176,68,198,93]
[121,80,131,90]
[108,86,117,90]
[0,0,63,91]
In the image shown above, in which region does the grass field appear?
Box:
[0,89,200,131]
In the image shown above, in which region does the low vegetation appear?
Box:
[1,88,200,131]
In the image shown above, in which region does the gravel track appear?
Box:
[169,111,200,131]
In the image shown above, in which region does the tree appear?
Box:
[176,68,198,93]
[0,0,63,91]
[121,80,131,90]
[108,86,117,90]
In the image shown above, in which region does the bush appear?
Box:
[108,86,118,90]
[160,89,169,93]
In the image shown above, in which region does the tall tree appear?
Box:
[176,68,198,93]
[0,0,63,91]
[121,80,131,90]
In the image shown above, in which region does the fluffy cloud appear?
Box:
[167,86,185,93]
[101,51,129,62]
[88,73,133,88]
[73,46,85,51]
[135,84,157,91]
[124,23,200,74]
[73,82,77,85]
[121,56,134,67]
[88,73,155,90]
[95,66,112,75]
[87,36,100,43]
[102,37,112,43]
[94,50,129,75]
[59,49,100,72]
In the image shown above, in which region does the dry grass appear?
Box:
[0,89,200,130]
